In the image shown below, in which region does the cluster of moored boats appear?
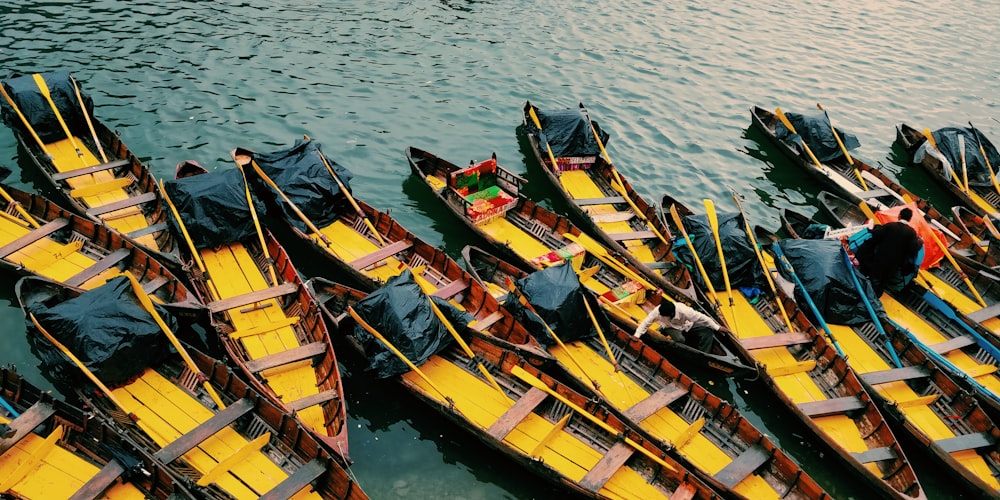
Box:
[2,70,1000,499]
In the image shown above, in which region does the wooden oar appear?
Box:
[816,104,867,190]
[0,185,40,229]
[32,74,87,167]
[959,135,971,194]
[234,161,278,286]
[769,243,848,358]
[423,293,504,394]
[159,179,207,273]
[124,271,226,409]
[703,200,737,334]
[0,84,54,161]
[0,394,19,418]
[561,232,654,291]
[838,242,901,367]
[526,106,563,178]
[304,135,386,246]
[774,107,824,170]
[581,293,618,368]
[969,121,1000,198]
[70,75,107,163]
[668,203,721,311]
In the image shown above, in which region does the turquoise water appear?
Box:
[3,1,1000,497]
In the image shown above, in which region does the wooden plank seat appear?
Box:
[852,188,892,200]
[259,459,326,500]
[608,230,656,242]
[153,398,255,464]
[713,444,771,489]
[928,335,978,354]
[245,342,327,373]
[142,276,169,294]
[579,441,635,493]
[470,311,504,332]
[64,248,131,287]
[851,447,896,464]
[286,390,339,412]
[69,178,133,198]
[740,333,812,350]
[487,387,548,440]
[575,196,626,206]
[860,366,931,386]
[431,278,468,299]
[124,222,168,240]
[86,192,157,218]
[622,384,687,423]
[0,401,56,455]
[0,218,69,258]
[229,317,300,341]
[206,282,299,313]
[67,459,125,500]
[52,159,130,181]
[935,432,997,454]
[643,261,675,270]
[798,396,865,418]
[349,240,412,270]
[967,302,1000,323]
[590,212,635,223]
[668,483,697,500]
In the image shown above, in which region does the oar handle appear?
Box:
[816,103,854,165]
[424,294,504,394]
[775,107,824,169]
[70,75,107,163]
[240,154,332,246]
[668,203,721,310]
[0,185,40,229]
[160,179,207,274]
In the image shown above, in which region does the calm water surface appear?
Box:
[3,1,1000,498]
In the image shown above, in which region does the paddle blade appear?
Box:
[703,199,719,234]
[774,107,797,134]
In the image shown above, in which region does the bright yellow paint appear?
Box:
[559,170,656,264]
[919,272,1000,335]
[313,220,405,283]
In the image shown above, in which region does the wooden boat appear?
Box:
[0,182,201,320]
[757,236,1000,498]
[307,275,764,500]
[662,196,923,499]
[0,71,180,267]
[519,101,697,297]
[0,366,193,499]
[895,123,1000,218]
[161,162,351,460]
[16,275,367,499]
[951,205,1000,265]
[455,247,840,499]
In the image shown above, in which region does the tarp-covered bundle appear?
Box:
[775,238,884,326]
[0,71,95,144]
[673,211,764,290]
[503,262,604,346]
[774,109,861,163]
[351,270,470,379]
[915,126,1000,187]
[163,168,266,249]
[251,139,353,232]
[524,102,609,158]
[27,276,176,386]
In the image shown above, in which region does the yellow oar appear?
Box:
[816,103,867,190]
[959,135,971,194]
[775,107,824,170]
[159,180,205,273]
[0,83,54,161]
[305,135,386,246]
[0,185,40,228]
[561,232,653,289]
[32,74,87,166]
[704,200,738,334]
[668,203,721,311]
[424,293,504,394]
[234,160,278,286]
[526,106,563,178]
[70,75,107,163]
[124,271,226,409]
[969,121,1000,199]
[581,293,618,367]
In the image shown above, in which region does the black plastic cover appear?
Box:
[673,211,764,290]
[503,262,602,346]
[1,71,95,144]
[163,168,265,250]
[27,276,176,386]
[524,102,610,158]
[774,109,861,163]
[351,270,470,379]
[776,238,884,326]
[929,127,1000,187]
[251,139,354,232]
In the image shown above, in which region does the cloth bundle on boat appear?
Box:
[504,262,604,346]
[774,109,861,163]
[0,70,94,143]
[26,275,175,385]
[868,202,942,270]
[163,168,266,249]
[776,238,883,326]
[523,103,609,158]
[251,139,354,232]
[673,210,764,290]
[915,126,1000,187]
[351,270,470,379]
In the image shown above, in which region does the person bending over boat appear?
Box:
[855,208,923,296]
[634,300,722,352]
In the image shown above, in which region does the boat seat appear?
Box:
[766,360,816,377]
[0,400,55,455]
[852,188,892,200]
[668,482,698,500]
[579,441,635,493]
[928,335,977,354]
[0,218,69,258]
[52,159,130,181]
[608,230,656,242]
[196,433,270,487]
[259,459,326,500]
[622,384,687,423]
[798,396,865,418]
[487,387,548,440]
[153,398,255,464]
[431,278,468,299]
[229,317,300,340]
[86,191,157,217]
[935,432,997,453]
[69,178,132,198]
[64,248,131,287]
[967,302,1000,323]
[643,261,675,270]
[349,240,412,270]
[67,459,125,500]
[245,342,327,373]
[713,443,771,489]
[286,389,340,412]
[860,366,931,386]
[740,333,812,350]
[142,276,169,294]
[206,282,299,313]
[851,446,896,464]
[125,222,168,240]
[575,196,626,206]
[590,212,635,223]
[470,311,504,332]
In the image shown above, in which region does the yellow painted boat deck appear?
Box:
[559,169,655,263]
[311,219,405,284]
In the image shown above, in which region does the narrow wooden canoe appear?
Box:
[308,276,730,500]
[0,366,193,499]
[457,246,834,499]
[162,165,351,461]
[0,71,180,267]
[663,197,923,499]
[16,275,367,500]
[519,102,695,298]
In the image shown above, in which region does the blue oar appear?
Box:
[839,248,903,368]
[771,242,844,357]
[920,291,1000,361]
[0,394,20,418]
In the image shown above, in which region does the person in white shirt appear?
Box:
[633,300,722,352]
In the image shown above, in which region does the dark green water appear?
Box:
[3,1,1000,498]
